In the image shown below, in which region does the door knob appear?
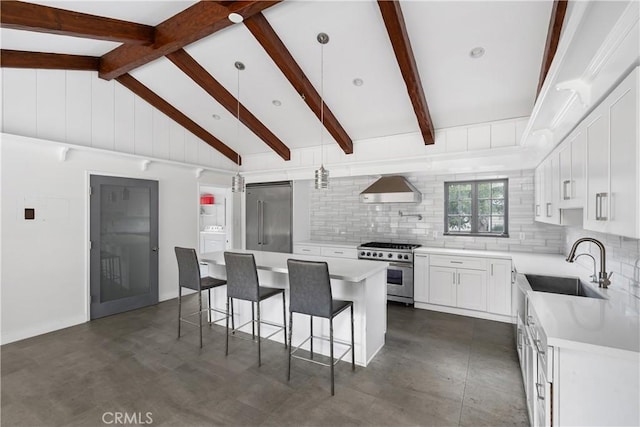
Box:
[151,247,159,252]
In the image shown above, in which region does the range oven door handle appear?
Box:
[388,262,412,269]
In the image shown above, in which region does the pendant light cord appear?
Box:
[320,42,325,168]
[236,67,241,171]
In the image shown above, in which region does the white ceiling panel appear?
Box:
[185,23,330,153]
[27,1,197,26]
[130,56,267,156]
[263,1,418,141]
[402,1,552,128]
[1,28,119,56]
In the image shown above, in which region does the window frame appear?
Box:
[443,178,509,237]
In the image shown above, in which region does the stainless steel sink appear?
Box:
[525,274,605,299]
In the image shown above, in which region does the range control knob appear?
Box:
[397,254,403,259]
[388,253,393,258]
[403,255,409,260]
[377,252,382,257]
[366,252,371,256]
[360,251,365,256]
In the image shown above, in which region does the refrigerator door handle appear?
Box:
[258,200,264,245]
[257,200,262,245]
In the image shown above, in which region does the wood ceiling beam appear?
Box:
[0,49,99,71]
[0,1,154,44]
[99,1,281,81]
[537,0,568,97]
[116,74,240,165]
[378,1,435,145]
[244,13,354,155]
[166,49,291,161]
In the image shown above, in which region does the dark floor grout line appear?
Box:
[457,321,474,427]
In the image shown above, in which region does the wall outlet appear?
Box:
[519,232,525,240]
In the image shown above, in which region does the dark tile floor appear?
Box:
[1,299,529,426]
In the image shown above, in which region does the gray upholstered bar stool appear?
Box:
[286,259,355,396]
[224,252,287,367]
[175,247,231,348]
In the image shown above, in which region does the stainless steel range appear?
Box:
[357,242,421,304]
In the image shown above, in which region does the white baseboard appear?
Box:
[1,314,87,345]
[414,301,515,324]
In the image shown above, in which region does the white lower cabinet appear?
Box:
[456,268,487,311]
[293,243,357,259]
[414,250,513,323]
[413,253,429,303]
[428,266,457,306]
[521,297,640,426]
[487,258,512,316]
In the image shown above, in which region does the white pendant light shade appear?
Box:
[314,165,329,190]
[232,172,245,193]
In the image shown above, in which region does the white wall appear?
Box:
[0,134,232,344]
[1,68,236,171]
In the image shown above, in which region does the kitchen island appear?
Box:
[200,250,389,366]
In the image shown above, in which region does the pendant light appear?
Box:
[231,61,245,193]
[314,32,330,190]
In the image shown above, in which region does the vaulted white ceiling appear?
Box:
[1,0,555,159]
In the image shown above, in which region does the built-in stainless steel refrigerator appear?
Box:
[246,181,292,253]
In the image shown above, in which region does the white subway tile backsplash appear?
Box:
[309,170,563,253]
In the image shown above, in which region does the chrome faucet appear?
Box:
[566,238,612,288]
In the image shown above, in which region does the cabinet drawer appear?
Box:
[320,247,357,259]
[430,255,487,270]
[293,245,321,256]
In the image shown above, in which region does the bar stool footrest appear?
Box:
[291,334,353,367]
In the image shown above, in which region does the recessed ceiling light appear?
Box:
[469,47,485,59]
[353,78,364,87]
[228,13,243,23]
[272,100,282,107]
[212,114,221,120]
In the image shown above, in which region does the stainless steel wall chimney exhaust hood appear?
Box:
[360,176,422,203]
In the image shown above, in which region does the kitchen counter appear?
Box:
[201,249,387,282]
[416,247,639,358]
[200,250,388,367]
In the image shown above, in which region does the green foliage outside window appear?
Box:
[445,179,508,236]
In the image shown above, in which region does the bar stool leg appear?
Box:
[310,316,314,359]
[208,289,212,326]
[251,302,255,339]
[198,290,203,349]
[231,298,235,333]
[287,312,293,381]
[351,305,355,370]
[282,292,287,349]
[177,286,182,339]
[225,297,230,355]
[330,317,335,396]
[257,301,261,367]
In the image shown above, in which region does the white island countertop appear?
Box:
[201,249,388,283]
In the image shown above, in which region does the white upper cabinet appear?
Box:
[558,129,586,209]
[584,103,610,233]
[536,153,561,225]
[584,67,639,238]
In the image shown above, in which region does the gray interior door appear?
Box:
[246,182,292,253]
[90,175,159,319]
